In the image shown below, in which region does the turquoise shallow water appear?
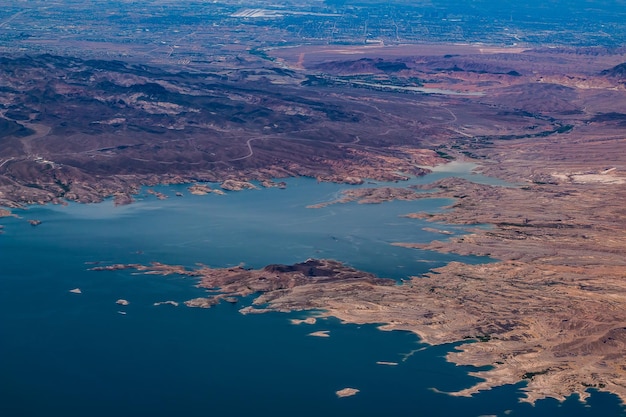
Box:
[1,174,624,417]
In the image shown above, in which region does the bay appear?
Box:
[0,172,624,417]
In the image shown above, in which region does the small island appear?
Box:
[376,361,399,366]
[308,330,330,338]
[153,301,179,307]
[336,388,360,398]
[220,179,258,191]
[187,184,213,195]
[290,317,317,325]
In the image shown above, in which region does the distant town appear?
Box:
[1,0,625,66]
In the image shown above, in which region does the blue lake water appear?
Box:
[1,170,624,417]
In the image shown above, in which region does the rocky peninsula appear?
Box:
[88,120,626,405]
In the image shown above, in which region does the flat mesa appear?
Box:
[116,299,129,306]
[308,330,330,338]
[336,388,359,398]
[376,361,399,366]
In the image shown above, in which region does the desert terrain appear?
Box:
[2,36,626,405]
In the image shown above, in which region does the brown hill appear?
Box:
[601,62,626,79]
